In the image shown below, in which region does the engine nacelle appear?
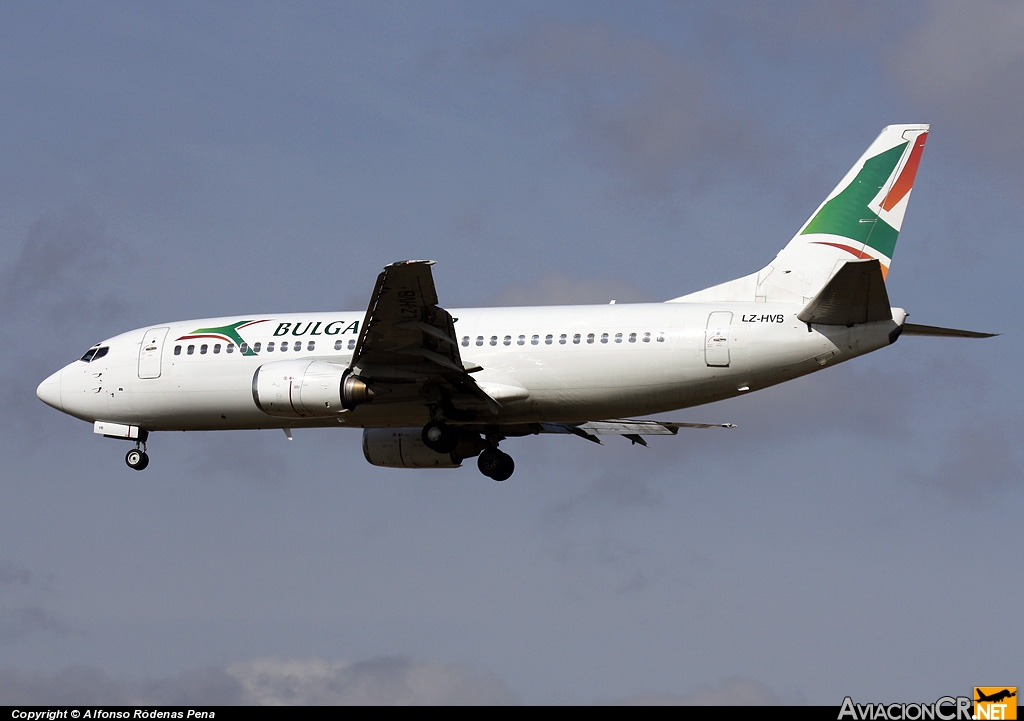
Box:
[362,428,464,469]
[252,360,373,418]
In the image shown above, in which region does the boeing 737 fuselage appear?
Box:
[36,125,994,480]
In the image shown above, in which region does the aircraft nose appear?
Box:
[36,369,64,411]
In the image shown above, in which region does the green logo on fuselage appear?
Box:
[177,319,360,356]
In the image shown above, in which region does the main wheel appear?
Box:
[477,448,514,481]
[125,449,149,471]
[490,452,514,482]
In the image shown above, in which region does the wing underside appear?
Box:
[540,419,736,446]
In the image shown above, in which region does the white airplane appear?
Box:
[36,124,994,480]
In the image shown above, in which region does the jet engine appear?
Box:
[361,428,487,469]
[252,360,373,418]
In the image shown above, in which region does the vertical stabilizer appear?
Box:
[672,125,929,304]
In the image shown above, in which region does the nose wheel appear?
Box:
[125,448,149,470]
[125,442,149,471]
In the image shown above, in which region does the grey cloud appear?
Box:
[486,271,650,307]
[487,19,759,196]
[0,666,245,706]
[606,676,783,705]
[890,1,1024,165]
[678,363,918,456]
[0,562,64,645]
[0,607,65,645]
[139,668,248,706]
[189,431,290,487]
[1,210,129,328]
[0,658,783,706]
[0,656,518,705]
[907,421,1024,504]
[0,666,134,706]
[0,562,34,589]
[230,656,518,706]
[542,451,666,533]
[1,211,132,433]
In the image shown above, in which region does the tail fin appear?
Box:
[673,124,929,304]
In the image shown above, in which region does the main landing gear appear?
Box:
[477,447,514,482]
[422,419,515,481]
[124,433,150,471]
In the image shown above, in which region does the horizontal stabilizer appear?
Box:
[797,259,891,326]
[901,323,998,338]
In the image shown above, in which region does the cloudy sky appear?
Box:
[2,0,1021,706]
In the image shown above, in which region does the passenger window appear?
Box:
[642,332,651,343]
[213,344,221,354]
[657,332,665,342]
[476,336,484,347]
[308,341,315,351]
[600,333,609,344]
[174,346,181,356]
[615,333,622,343]
[628,332,636,343]
[489,336,497,346]
[335,340,344,351]
[517,335,525,346]
[531,335,539,345]
[239,343,248,354]
[226,344,234,354]
[503,335,512,346]
[347,339,356,351]
[573,334,581,344]
[266,342,274,352]
[200,344,208,354]
[252,342,261,353]
[559,334,567,345]
[187,345,195,355]
[280,341,289,351]
[587,333,595,344]
[461,336,470,347]
[544,334,552,345]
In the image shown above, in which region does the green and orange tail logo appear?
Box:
[668,125,931,306]
[794,124,929,279]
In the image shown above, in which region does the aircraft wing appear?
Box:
[350,260,500,412]
[541,419,736,446]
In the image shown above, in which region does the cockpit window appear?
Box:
[79,346,109,363]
